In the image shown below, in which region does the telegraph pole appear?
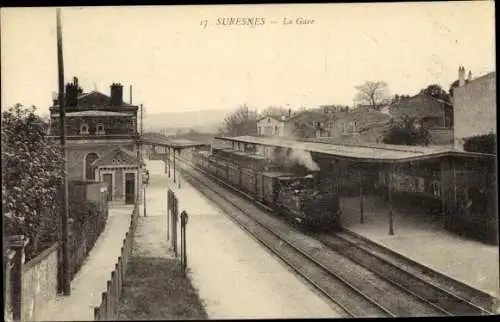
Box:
[56,7,71,296]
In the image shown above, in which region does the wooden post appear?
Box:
[106,281,112,319]
[173,148,176,183]
[359,169,364,224]
[143,184,147,217]
[7,235,29,322]
[56,8,71,296]
[4,249,15,321]
[167,190,171,241]
[440,158,446,228]
[388,164,395,235]
[181,211,189,274]
[101,292,108,321]
[178,150,182,188]
[94,306,100,321]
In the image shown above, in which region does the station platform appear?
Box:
[339,196,499,300]
[37,205,136,321]
[145,160,342,319]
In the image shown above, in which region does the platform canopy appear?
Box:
[215,135,494,163]
[140,132,208,149]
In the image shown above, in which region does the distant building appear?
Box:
[49,77,141,205]
[328,106,391,141]
[389,92,453,129]
[452,67,496,149]
[256,115,293,137]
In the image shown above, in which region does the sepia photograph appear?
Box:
[1,2,497,320]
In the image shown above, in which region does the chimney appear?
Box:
[65,82,78,108]
[467,70,472,82]
[458,66,466,86]
[52,92,58,106]
[110,83,123,106]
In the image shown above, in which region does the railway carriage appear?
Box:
[191,147,341,230]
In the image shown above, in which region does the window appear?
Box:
[267,118,271,123]
[432,181,441,197]
[96,123,105,135]
[274,125,279,135]
[85,153,99,181]
[80,123,89,135]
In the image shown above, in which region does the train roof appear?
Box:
[215,135,495,163]
[261,171,295,178]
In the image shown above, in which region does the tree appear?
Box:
[420,84,450,102]
[218,104,257,137]
[382,116,430,146]
[260,105,290,119]
[463,133,496,154]
[2,104,65,259]
[448,80,460,100]
[354,81,390,110]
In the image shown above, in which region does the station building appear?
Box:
[49,77,142,205]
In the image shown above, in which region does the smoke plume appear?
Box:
[288,147,320,171]
[269,144,320,171]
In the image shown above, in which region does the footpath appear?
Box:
[37,206,136,321]
[126,160,343,319]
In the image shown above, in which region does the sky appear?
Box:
[1,2,495,116]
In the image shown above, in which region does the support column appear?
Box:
[388,163,395,235]
[168,147,171,178]
[440,158,446,228]
[173,148,176,183]
[359,169,364,224]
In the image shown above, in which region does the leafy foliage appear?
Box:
[2,104,65,259]
[382,116,430,146]
[354,81,390,110]
[260,105,290,119]
[463,133,496,154]
[420,84,450,102]
[217,104,258,137]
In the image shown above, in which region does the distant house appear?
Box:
[389,92,453,128]
[453,67,496,149]
[256,115,292,137]
[329,106,392,141]
[288,110,330,138]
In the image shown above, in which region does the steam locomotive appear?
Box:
[191,147,341,229]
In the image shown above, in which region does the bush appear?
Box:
[383,116,430,146]
[2,104,64,260]
[463,133,496,154]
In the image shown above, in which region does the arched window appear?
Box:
[85,153,99,181]
[80,123,89,135]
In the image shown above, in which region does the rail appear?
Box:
[175,154,496,316]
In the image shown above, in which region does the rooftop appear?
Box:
[215,135,493,163]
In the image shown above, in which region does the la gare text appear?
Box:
[213,17,315,27]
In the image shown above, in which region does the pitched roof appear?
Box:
[257,115,284,122]
[92,147,139,167]
[52,91,137,109]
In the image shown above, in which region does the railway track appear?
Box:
[173,157,459,317]
[174,156,496,316]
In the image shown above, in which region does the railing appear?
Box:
[93,199,139,320]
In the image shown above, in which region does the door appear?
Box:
[125,173,136,205]
[103,174,113,201]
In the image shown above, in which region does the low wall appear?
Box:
[22,243,59,322]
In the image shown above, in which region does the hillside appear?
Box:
[143,109,229,134]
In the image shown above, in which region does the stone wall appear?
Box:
[22,243,59,322]
[453,72,496,148]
